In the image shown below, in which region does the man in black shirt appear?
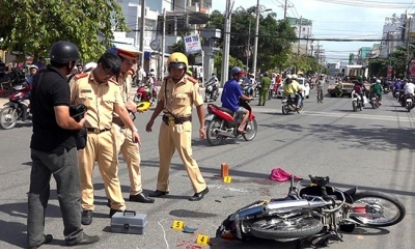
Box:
[28,41,99,248]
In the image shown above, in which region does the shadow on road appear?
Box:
[0,220,27,248]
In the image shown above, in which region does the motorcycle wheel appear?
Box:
[250,217,323,240]
[281,106,288,115]
[242,118,257,141]
[206,120,225,146]
[352,101,357,112]
[297,104,304,114]
[352,191,406,227]
[0,107,18,130]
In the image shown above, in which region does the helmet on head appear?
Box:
[263,72,269,77]
[286,74,292,79]
[107,46,139,61]
[50,41,80,64]
[83,62,97,72]
[168,52,188,70]
[29,64,38,70]
[357,75,363,81]
[292,74,298,79]
[230,66,245,77]
[376,79,381,84]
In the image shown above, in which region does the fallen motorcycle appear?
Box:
[216,174,405,248]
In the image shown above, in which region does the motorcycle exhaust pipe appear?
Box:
[262,200,328,215]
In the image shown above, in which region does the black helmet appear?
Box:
[231,66,244,76]
[50,41,80,64]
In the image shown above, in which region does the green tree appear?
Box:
[0,0,128,62]
[214,51,244,80]
[206,6,297,72]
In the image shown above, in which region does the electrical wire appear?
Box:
[310,0,413,9]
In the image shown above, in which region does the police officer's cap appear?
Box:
[50,41,80,64]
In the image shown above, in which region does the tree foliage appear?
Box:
[206,7,297,72]
[0,0,128,62]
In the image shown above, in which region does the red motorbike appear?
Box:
[0,84,31,129]
[134,82,157,103]
[205,100,257,146]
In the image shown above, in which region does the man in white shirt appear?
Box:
[404,80,415,95]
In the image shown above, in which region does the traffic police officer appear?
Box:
[108,46,154,203]
[70,52,141,225]
[145,52,208,201]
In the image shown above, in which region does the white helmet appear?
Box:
[376,79,381,84]
[292,74,298,79]
[286,74,292,79]
[83,62,97,72]
[29,64,38,70]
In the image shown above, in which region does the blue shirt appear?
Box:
[394,81,403,90]
[221,79,243,112]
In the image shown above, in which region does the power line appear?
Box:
[310,0,413,8]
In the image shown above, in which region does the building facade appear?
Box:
[380,13,406,58]
[287,17,313,55]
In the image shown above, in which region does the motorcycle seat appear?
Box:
[308,175,330,186]
[218,107,234,114]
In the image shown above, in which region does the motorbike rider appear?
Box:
[393,78,403,98]
[370,79,383,105]
[283,75,302,109]
[353,75,366,106]
[404,79,415,100]
[221,66,253,134]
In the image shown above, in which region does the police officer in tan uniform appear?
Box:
[108,47,154,203]
[70,52,141,225]
[145,52,208,201]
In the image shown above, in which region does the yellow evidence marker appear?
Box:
[196,234,210,246]
[172,220,185,231]
[223,176,232,183]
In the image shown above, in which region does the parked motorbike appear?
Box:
[0,84,31,129]
[405,93,414,112]
[216,174,406,248]
[282,94,304,114]
[205,100,257,146]
[351,90,363,112]
[134,82,157,103]
[204,78,220,102]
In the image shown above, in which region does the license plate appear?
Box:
[205,114,214,121]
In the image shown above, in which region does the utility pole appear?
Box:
[161,8,167,79]
[221,0,234,86]
[140,0,146,69]
[297,16,302,55]
[404,16,412,79]
[305,28,310,55]
[252,0,260,78]
[246,19,251,72]
[279,0,292,19]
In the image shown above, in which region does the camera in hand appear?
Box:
[70,104,87,122]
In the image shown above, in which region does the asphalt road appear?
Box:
[0,90,414,249]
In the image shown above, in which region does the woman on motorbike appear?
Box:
[370,80,383,105]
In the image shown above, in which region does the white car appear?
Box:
[276,78,310,99]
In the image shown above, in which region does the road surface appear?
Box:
[0,90,413,249]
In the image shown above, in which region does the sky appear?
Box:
[212,0,415,63]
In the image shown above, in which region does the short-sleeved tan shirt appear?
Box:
[69,72,124,130]
[117,73,132,103]
[159,76,203,117]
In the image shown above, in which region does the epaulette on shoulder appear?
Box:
[186,76,198,84]
[74,73,88,80]
[109,77,119,85]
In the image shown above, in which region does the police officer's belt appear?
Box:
[86,128,110,134]
[162,115,192,127]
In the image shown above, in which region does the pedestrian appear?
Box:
[145,52,208,201]
[70,52,141,225]
[108,47,154,204]
[316,74,325,103]
[258,72,271,106]
[28,41,99,248]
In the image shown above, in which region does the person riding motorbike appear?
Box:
[370,79,383,105]
[353,75,366,106]
[404,79,415,97]
[283,75,302,109]
[221,66,253,134]
[393,79,403,98]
